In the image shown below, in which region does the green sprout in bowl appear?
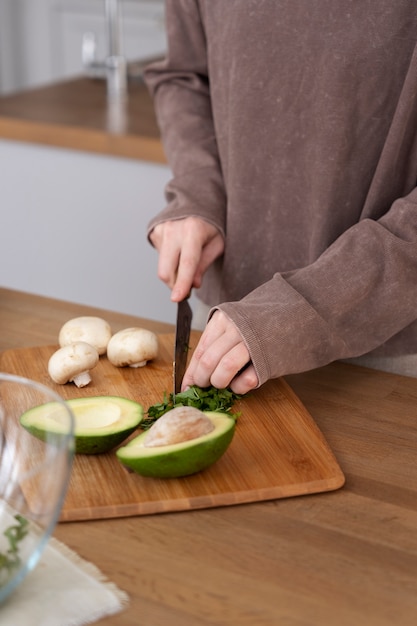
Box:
[0,514,29,587]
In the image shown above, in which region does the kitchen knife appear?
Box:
[173,297,193,398]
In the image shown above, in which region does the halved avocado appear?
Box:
[116,409,236,478]
[20,396,143,454]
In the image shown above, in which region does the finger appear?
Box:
[209,342,251,389]
[181,336,226,389]
[172,229,212,301]
[172,249,200,301]
[154,228,199,301]
[181,322,230,389]
[229,364,259,395]
[183,353,258,396]
[184,312,233,371]
[184,330,247,390]
[193,233,225,288]
[151,224,181,289]
[174,220,224,294]
[158,250,180,291]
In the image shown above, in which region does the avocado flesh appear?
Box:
[116,411,235,478]
[20,396,143,455]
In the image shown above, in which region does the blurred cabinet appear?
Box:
[0,0,166,94]
[0,138,176,323]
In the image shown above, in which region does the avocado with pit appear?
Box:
[116,405,236,478]
[20,395,143,454]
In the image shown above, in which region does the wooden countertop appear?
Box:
[0,77,166,163]
[2,287,417,625]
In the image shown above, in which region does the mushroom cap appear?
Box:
[107,327,159,367]
[48,341,99,385]
[59,316,112,355]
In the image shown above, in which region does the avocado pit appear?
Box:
[144,406,214,448]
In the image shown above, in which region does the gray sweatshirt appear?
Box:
[146,0,417,385]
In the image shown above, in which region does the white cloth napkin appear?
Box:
[0,533,129,626]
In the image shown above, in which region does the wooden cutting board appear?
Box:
[0,333,345,521]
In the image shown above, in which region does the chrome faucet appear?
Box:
[82,0,164,102]
[82,0,127,101]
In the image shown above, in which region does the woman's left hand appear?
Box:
[182,310,259,395]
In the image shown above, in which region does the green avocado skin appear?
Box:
[75,426,140,454]
[20,422,139,454]
[20,396,143,455]
[116,413,236,478]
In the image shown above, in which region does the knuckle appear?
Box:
[210,371,231,390]
[244,369,259,389]
[220,353,237,376]
[199,351,216,371]
[157,268,171,284]
[243,366,259,387]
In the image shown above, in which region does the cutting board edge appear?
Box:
[59,471,346,522]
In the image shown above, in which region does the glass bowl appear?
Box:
[0,372,74,603]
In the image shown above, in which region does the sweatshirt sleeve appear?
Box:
[217,188,417,384]
[145,1,417,385]
[144,0,227,238]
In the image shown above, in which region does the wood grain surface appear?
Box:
[0,78,166,163]
[0,334,344,521]
[3,289,417,626]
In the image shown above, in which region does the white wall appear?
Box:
[0,139,183,325]
[0,1,184,324]
[0,0,166,94]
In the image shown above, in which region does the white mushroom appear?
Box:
[107,327,159,368]
[58,316,112,356]
[48,342,99,387]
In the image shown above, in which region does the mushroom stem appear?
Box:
[71,371,92,388]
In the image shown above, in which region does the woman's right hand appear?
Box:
[149,216,224,302]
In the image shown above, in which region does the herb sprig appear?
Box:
[0,514,29,586]
[142,385,242,430]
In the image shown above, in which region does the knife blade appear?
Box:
[173,298,193,398]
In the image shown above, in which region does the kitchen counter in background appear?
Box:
[0,76,166,163]
[0,77,190,324]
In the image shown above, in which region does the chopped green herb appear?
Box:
[0,514,29,586]
[142,385,242,430]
